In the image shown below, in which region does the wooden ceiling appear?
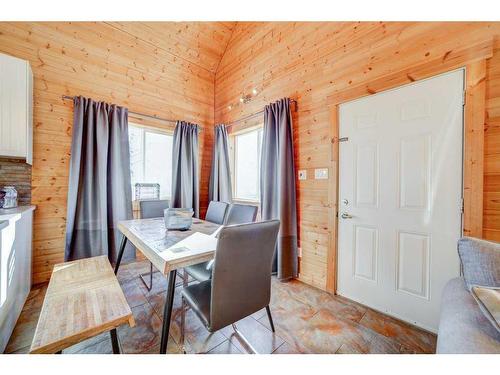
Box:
[107,22,237,73]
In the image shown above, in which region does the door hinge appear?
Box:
[338,137,349,142]
[461,198,465,213]
[462,90,467,106]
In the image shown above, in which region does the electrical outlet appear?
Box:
[298,170,307,180]
[314,168,328,179]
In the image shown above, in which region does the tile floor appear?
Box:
[4,260,437,354]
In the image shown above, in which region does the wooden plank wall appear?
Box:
[0,22,235,284]
[214,22,500,290]
[0,21,499,289]
[485,49,500,241]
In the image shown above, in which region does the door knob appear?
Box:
[341,213,353,219]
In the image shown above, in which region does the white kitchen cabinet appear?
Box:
[0,52,33,164]
[0,206,35,352]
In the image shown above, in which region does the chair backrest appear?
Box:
[224,203,258,225]
[205,201,229,225]
[139,199,170,219]
[209,220,280,331]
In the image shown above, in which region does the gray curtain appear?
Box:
[65,96,133,263]
[209,124,233,203]
[260,98,298,280]
[171,121,200,217]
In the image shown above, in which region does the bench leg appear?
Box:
[114,235,128,275]
[160,269,177,354]
[110,328,121,354]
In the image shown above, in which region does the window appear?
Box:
[232,127,263,201]
[129,124,173,199]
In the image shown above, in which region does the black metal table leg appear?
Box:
[265,305,275,332]
[110,328,121,354]
[160,269,177,354]
[114,235,128,275]
[139,262,155,291]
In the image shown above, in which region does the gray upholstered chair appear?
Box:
[224,203,258,225]
[180,220,280,353]
[139,199,170,219]
[205,201,229,225]
[138,199,169,290]
[184,202,258,283]
[183,201,229,283]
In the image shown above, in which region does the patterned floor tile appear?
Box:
[303,309,401,354]
[146,289,184,319]
[271,278,325,307]
[170,309,227,354]
[272,342,301,354]
[219,316,284,354]
[121,260,152,274]
[137,271,170,297]
[316,294,367,323]
[120,278,149,308]
[207,340,243,354]
[21,284,47,312]
[117,303,163,354]
[5,345,30,354]
[184,330,227,354]
[359,310,436,353]
[4,307,40,353]
[250,308,268,320]
[117,260,149,282]
[258,307,314,353]
[63,332,110,354]
[71,336,114,354]
[5,260,438,355]
[138,336,182,354]
[335,343,363,354]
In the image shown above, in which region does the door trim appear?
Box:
[326,40,492,294]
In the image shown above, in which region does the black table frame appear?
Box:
[114,235,177,354]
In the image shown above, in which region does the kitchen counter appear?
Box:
[0,220,7,231]
[0,205,36,220]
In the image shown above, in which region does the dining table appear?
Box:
[115,217,220,354]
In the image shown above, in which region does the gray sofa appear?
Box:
[437,277,500,353]
[436,237,500,353]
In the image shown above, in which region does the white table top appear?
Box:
[118,218,220,274]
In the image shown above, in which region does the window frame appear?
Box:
[128,122,174,202]
[229,124,264,204]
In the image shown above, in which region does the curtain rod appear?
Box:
[61,95,203,130]
[224,99,297,128]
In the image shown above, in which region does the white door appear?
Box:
[337,69,464,332]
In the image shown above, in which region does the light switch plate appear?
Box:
[298,170,307,180]
[315,168,328,179]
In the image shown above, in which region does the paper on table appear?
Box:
[166,231,218,256]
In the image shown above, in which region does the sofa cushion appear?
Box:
[457,237,500,291]
[471,286,500,333]
[437,278,500,353]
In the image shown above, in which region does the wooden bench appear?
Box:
[30,255,135,354]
